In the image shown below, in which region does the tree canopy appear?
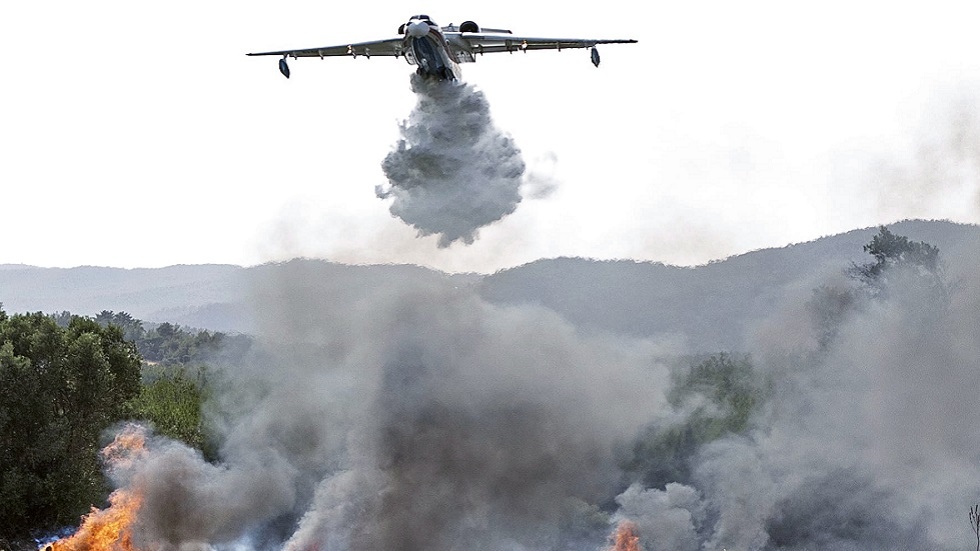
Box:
[808,226,947,349]
[0,310,142,538]
[849,225,943,294]
[0,309,234,544]
[91,311,250,367]
[624,353,765,489]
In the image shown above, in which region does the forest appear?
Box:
[0,312,246,547]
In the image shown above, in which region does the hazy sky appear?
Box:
[3,0,979,272]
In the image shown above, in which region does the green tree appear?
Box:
[93,312,222,455]
[137,322,238,366]
[809,226,947,349]
[94,310,146,343]
[49,310,74,328]
[849,225,944,298]
[679,353,760,435]
[624,353,765,488]
[130,365,211,454]
[0,310,141,541]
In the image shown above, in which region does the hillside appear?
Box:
[478,220,980,349]
[0,264,248,331]
[0,262,472,335]
[2,220,977,350]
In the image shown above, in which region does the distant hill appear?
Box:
[0,262,468,335]
[0,264,249,331]
[478,220,980,349]
[2,220,977,350]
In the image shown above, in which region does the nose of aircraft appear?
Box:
[407,21,430,37]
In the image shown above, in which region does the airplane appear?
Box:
[247,14,638,80]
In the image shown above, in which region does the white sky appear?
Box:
[3,1,979,272]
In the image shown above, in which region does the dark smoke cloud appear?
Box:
[116,262,671,551]
[131,440,297,548]
[271,268,668,551]
[764,471,929,551]
[377,74,526,247]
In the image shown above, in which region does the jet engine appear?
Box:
[459,21,480,33]
[398,23,406,35]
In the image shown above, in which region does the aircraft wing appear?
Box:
[453,33,636,54]
[247,37,406,58]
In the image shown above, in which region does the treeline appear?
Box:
[48,310,252,367]
[0,309,252,546]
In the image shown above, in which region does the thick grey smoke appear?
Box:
[123,436,298,549]
[377,74,526,247]
[96,231,980,551]
[117,262,671,550]
[611,235,980,550]
[612,483,703,551]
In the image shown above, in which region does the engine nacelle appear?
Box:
[459,21,480,33]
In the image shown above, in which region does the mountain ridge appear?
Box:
[2,220,977,350]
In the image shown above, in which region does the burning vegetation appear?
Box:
[609,521,642,551]
[48,425,147,551]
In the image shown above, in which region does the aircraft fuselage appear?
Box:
[401,17,461,80]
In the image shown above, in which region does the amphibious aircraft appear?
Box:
[247,14,638,80]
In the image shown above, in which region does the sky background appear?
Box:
[3,0,979,272]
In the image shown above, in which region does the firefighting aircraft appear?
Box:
[247,14,638,80]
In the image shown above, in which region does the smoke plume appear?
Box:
[610,235,980,550]
[81,230,980,551]
[377,74,526,247]
[116,262,672,551]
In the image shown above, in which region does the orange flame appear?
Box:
[608,520,641,551]
[49,489,142,551]
[48,425,148,551]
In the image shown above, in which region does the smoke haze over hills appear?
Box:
[116,264,673,550]
[3,220,977,350]
[4,220,980,550]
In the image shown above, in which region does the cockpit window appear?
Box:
[409,14,436,25]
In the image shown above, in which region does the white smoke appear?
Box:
[377,74,526,247]
[611,234,980,551]
[612,483,703,551]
